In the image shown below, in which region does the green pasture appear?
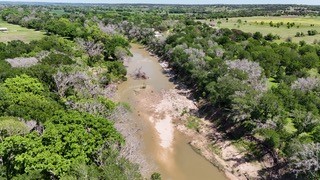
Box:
[50,9,67,15]
[204,16,320,44]
[0,20,45,43]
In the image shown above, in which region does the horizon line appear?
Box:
[0,1,319,6]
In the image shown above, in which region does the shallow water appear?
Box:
[116,44,227,180]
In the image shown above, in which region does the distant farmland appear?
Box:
[0,20,45,43]
[204,16,320,44]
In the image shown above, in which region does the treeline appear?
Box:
[0,6,147,180]
[1,7,131,60]
[162,23,320,179]
[2,3,319,24]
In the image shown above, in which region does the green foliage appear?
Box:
[151,172,162,180]
[186,116,201,132]
[91,149,142,180]
[0,117,29,141]
[0,75,62,123]
[2,74,45,95]
[253,31,263,40]
[0,6,143,180]
[41,53,75,67]
[104,35,130,59]
[283,118,298,135]
[0,111,124,179]
[258,129,281,149]
[100,61,127,84]
[307,29,318,36]
[311,125,320,142]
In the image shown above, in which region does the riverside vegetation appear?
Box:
[1,3,320,179]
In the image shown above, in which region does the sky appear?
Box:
[2,0,320,5]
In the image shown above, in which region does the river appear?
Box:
[116,44,227,180]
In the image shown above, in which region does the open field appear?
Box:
[50,9,67,15]
[203,16,320,44]
[0,20,45,43]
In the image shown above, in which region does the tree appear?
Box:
[207,71,250,107]
[252,91,285,123]
[289,142,320,178]
[301,52,319,69]
[0,111,124,179]
[104,35,130,60]
[41,53,75,67]
[0,75,62,123]
[2,74,45,95]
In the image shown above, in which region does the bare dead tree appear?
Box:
[76,38,104,58]
[289,142,320,178]
[36,51,50,61]
[67,100,112,118]
[132,67,148,80]
[291,77,320,92]
[184,47,206,69]
[54,70,91,97]
[5,57,39,68]
[54,70,112,98]
[114,46,129,61]
[226,59,267,92]
[98,21,118,35]
[107,105,154,175]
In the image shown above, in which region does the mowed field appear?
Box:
[0,20,45,43]
[204,16,320,44]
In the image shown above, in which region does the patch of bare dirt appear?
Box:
[134,85,196,149]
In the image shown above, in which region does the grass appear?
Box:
[232,138,253,153]
[0,20,45,43]
[202,16,320,44]
[208,143,222,156]
[186,116,201,132]
[232,138,264,159]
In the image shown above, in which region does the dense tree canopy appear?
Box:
[0,5,142,180]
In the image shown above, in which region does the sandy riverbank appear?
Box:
[133,55,268,179]
[137,84,266,179]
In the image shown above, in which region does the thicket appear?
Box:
[160,22,320,179]
[0,6,143,180]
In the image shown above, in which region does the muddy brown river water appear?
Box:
[116,44,227,180]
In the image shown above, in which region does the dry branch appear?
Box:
[132,67,148,79]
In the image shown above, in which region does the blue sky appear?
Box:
[3,0,320,5]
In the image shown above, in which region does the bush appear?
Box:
[41,53,75,66]
[307,30,318,36]
[151,172,162,180]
